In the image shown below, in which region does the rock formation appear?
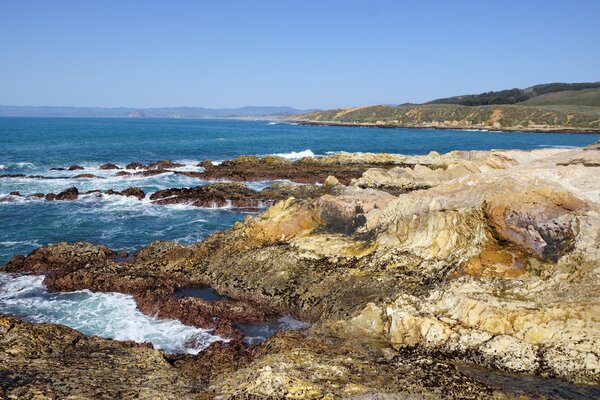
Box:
[2,145,600,398]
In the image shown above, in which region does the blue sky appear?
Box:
[1,0,599,109]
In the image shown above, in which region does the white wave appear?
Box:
[270,149,315,160]
[266,122,278,125]
[0,273,222,354]
[0,164,5,170]
[0,240,40,247]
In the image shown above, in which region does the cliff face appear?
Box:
[3,144,600,398]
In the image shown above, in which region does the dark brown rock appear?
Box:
[9,191,20,196]
[73,173,98,179]
[55,187,79,201]
[147,160,184,170]
[99,163,121,170]
[125,162,147,170]
[150,183,266,208]
[106,187,145,200]
[68,164,84,170]
[195,154,405,184]
[198,160,214,169]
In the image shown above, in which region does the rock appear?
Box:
[0,315,200,398]
[125,162,146,169]
[99,163,120,170]
[150,182,267,208]
[4,145,600,395]
[196,154,412,184]
[73,173,98,178]
[68,164,84,170]
[324,175,340,186]
[115,170,132,176]
[197,159,214,169]
[147,159,184,170]
[50,167,66,171]
[44,193,56,201]
[120,187,145,199]
[9,191,20,196]
[55,187,79,200]
[106,187,145,200]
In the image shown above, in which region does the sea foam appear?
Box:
[0,273,222,354]
[271,149,315,160]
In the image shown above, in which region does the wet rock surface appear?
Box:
[3,146,600,398]
[194,154,412,184]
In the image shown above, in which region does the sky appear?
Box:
[1,0,599,109]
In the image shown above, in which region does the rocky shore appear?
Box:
[2,142,600,398]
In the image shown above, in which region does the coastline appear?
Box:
[2,143,600,398]
[287,118,600,133]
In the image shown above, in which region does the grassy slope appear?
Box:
[292,104,600,131]
[292,84,600,131]
[520,88,600,107]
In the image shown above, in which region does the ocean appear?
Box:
[0,116,598,353]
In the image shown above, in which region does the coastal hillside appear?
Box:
[291,82,600,132]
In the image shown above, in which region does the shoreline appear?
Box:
[287,119,600,134]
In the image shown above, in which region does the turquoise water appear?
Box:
[1,117,598,264]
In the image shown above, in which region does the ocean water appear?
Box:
[0,117,598,352]
[0,273,220,354]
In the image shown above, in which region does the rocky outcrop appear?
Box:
[150,182,267,208]
[3,145,600,397]
[99,162,120,170]
[0,315,200,399]
[106,186,146,200]
[195,154,414,184]
[149,182,340,209]
[148,159,184,169]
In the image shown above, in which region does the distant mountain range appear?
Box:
[290,82,600,132]
[0,105,315,119]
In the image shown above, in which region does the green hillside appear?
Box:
[520,88,600,107]
[291,82,600,132]
[428,82,600,106]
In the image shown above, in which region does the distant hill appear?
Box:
[0,105,314,119]
[290,82,600,132]
[428,82,600,106]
